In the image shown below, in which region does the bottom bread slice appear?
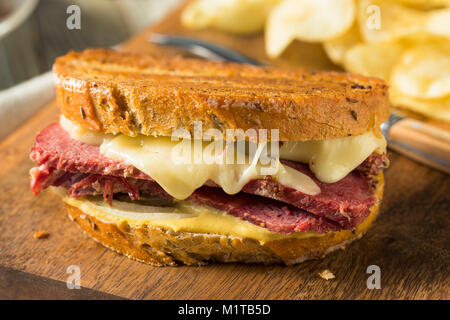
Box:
[65,173,384,266]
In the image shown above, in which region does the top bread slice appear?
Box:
[54,49,389,141]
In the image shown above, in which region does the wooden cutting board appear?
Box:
[0,2,449,300]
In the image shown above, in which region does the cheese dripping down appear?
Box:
[60,116,386,199]
[99,135,320,199]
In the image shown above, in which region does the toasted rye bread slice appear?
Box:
[54,49,389,141]
[64,173,383,266]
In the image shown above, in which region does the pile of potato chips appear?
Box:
[182,0,450,121]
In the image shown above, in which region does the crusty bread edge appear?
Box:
[64,173,384,266]
[54,49,390,141]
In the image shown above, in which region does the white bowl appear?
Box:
[0,0,39,39]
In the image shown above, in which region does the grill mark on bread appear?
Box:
[79,106,86,119]
[111,86,129,121]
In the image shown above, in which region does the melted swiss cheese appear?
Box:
[60,116,386,199]
[279,132,386,183]
[100,135,320,199]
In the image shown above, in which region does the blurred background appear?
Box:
[0,0,180,90]
[179,0,450,123]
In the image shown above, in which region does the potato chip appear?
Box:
[390,86,450,121]
[342,40,407,80]
[426,8,450,39]
[181,0,280,34]
[358,0,450,43]
[391,45,450,99]
[358,0,424,42]
[390,0,450,9]
[265,0,355,57]
[323,24,362,65]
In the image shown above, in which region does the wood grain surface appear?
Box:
[0,2,449,300]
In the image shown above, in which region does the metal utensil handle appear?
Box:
[149,33,264,66]
[387,119,450,174]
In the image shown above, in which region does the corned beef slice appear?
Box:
[30,124,149,180]
[189,187,341,234]
[30,167,340,234]
[30,123,386,232]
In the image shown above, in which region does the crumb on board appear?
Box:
[319,269,335,280]
[34,231,49,239]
